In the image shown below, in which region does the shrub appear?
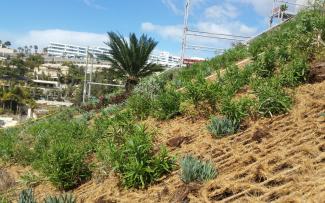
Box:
[18,188,36,203]
[179,101,199,121]
[184,76,221,114]
[127,93,153,119]
[133,75,167,99]
[207,116,239,138]
[0,128,18,162]
[253,49,277,78]
[98,124,174,188]
[220,97,256,124]
[0,196,10,203]
[180,155,217,184]
[252,78,292,117]
[221,65,250,96]
[38,142,91,190]
[211,43,249,69]
[44,194,76,203]
[279,57,309,87]
[153,89,181,120]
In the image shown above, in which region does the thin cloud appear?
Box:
[162,0,206,15]
[10,29,107,49]
[162,0,183,15]
[83,0,107,10]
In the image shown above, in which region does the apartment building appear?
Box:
[47,42,110,58]
[149,51,180,68]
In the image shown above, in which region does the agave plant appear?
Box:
[43,193,76,203]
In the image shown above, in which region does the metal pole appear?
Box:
[87,54,94,99]
[82,47,89,104]
[180,0,190,67]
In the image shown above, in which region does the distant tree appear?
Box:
[4,41,11,48]
[24,46,28,54]
[34,45,38,53]
[26,54,44,70]
[102,32,164,92]
[10,55,28,76]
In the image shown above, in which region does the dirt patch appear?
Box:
[309,62,325,83]
[251,128,270,143]
[0,169,16,192]
[170,183,200,203]
[166,136,192,148]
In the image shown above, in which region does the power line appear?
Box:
[186,33,246,41]
[187,29,251,39]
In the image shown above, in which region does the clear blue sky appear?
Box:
[0,0,300,57]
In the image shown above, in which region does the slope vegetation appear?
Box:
[1,4,325,203]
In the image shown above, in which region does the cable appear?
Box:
[186,33,246,41]
[187,29,251,39]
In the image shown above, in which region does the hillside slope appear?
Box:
[14,80,322,203]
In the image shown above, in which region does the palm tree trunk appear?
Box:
[125,77,139,93]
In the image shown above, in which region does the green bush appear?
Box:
[211,43,249,69]
[184,76,221,114]
[220,97,256,124]
[180,155,217,184]
[98,124,174,188]
[43,194,76,203]
[133,75,167,99]
[252,78,292,117]
[153,89,181,120]
[18,188,36,203]
[0,128,18,162]
[253,49,277,78]
[127,93,153,119]
[279,57,309,87]
[207,116,239,138]
[38,142,91,190]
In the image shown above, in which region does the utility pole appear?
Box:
[87,53,94,99]
[180,0,190,67]
[82,47,89,104]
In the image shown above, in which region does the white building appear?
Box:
[149,51,180,68]
[47,42,110,58]
[0,47,14,59]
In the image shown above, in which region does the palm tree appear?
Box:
[34,45,38,54]
[4,41,11,48]
[103,32,164,92]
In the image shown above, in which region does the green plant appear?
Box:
[179,101,199,121]
[19,172,40,187]
[98,124,174,188]
[252,78,292,117]
[220,97,256,124]
[153,89,181,120]
[127,93,153,119]
[210,43,248,69]
[38,142,91,190]
[0,128,18,162]
[133,75,167,99]
[180,155,217,184]
[0,195,10,203]
[18,188,36,203]
[207,116,239,138]
[253,49,277,78]
[102,32,164,92]
[279,57,309,87]
[43,194,76,203]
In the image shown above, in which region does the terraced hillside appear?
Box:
[1,4,325,203]
[1,79,324,203]
[78,81,325,202]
